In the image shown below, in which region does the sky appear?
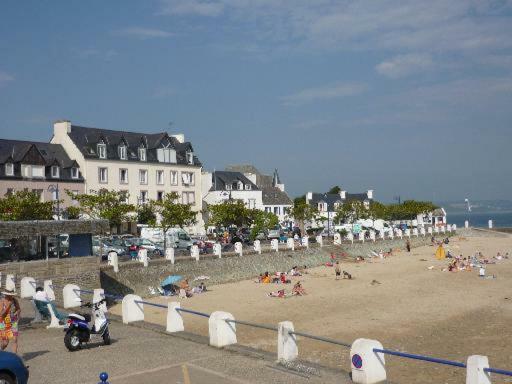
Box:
[1,0,511,203]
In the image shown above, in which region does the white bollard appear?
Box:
[441,226,446,234]
[405,229,410,238]
[465,220,469,229]
[360,231,365,243]
[166,301,184,333]
[20,277,36,299]
[63,284,81,308]
[466,355,491,384]
[93,288,107,313]
[234,241,243,256]
[5,274,15,292]
[46,303,64,329]
[209,311,237,348]
[388,231,394,240]
[412,228,418,237]
[334,233,342,245]
[138,248,148,266]
[165,247,175,264]
[397,229,403,239]
[278,321,298,362]
[213,243,222,258]
[108,251,119,273]
[253,240,261,254]
[122,294,144,324]
[271,239,279,252]
[350,338,386,384]
[435,226,439,234]
[191,245,200,261]
[446,224,451,232]
[316,235,323,247]
[286,238,295,251]
[370,231,376,242]
[347,232,354,244]
[488,220,493,229]
[44,280,56,302]
[453,224,457,232]
[302,236,309,249]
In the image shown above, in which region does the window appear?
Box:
[119,190,129,203]
[265,207,271,213]
[71,190,79,205]
[32,189,43,202]
[170,171,178,185]
[334,201,342,210]
[318,202,327,212]
[5,163,13,176]
[182,192,195,205]
[157,148,176,163]
[119,168,128,184]
[32,166,44,178]
[248,199,256,209]
[21,165,30,177]
[274,206,280,215]
[71,167,79,179]
[97,143,106,159]
[51,165,60,178]
[156,170,164,185]
[139,191,148,204]
[157,191,164,201]
[237,181,243,190]
[186,151,194,164]
[139,169,148,184]
[98,167,108,183]
[181,172,194,186]
[138,147,146,162]
[245,184,251,190]
[118,145,127,160]
[226,184,232,190]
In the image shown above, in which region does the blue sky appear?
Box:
[1,0,511,202]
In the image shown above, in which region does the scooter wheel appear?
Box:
[64,329,82,351]
[103,329,111,345]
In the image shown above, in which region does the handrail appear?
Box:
[224,318,278,332]
[175,307,210,318]
[484,367,512,377]
[288,330,351,348]
[74,289,94,294]
[134,300,167,309]
[373,348,466,368]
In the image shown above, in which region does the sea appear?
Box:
[446,211,512,228]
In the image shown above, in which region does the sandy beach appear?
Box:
[112,231,512,384]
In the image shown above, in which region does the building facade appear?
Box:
[51,120,204,233]
[0,138,85,208]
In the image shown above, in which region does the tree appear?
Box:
[67,189,135,232]
[151,192,197,250]
[64,205,81,220]
[328,185,341,194]
[0,190,54,221]
[334,200,369,224]
[288,198,318,235]
[386,200,438,221]
[206,200,253,229]
[249,210,279,240]
[137,203,156,225]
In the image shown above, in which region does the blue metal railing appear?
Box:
[176,307,210,318]
[484,367,512,377]
[134,300,167,309]
[373,348,466,368]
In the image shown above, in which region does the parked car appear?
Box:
[92,238,125,260]
[0,351,29,384]
[268,227,283,240]
[124,238,164,256]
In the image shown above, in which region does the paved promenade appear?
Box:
[17,300,351,384]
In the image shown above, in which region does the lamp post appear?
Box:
[464,198,471,228]
[48,184,60,258]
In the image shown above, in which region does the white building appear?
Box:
[51,120,204,234]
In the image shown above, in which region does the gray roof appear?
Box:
[262,187,292,206]
[308,192,371,210]
[210,171,259,191]
[67,125,201,166]
[0,139,83,181]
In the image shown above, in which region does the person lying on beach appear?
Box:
[292,281,307,296]
[343,271,352,279]
[268,289,286,298]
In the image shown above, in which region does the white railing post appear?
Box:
[302,236,309,249]
[334,233,342,245]
[5,274,15,292]
[138,248,148,267]
[234,241,243,256]
[44,280,56,301]
[46,303,63,329]
[350,338,387,384]
[465,220,469,228]
[213,243,222,258]
[466,355,491,384]
[348,232,354,244]
[108,251,119,273]
[20,277,36,299]
[93,288,107,313]
[191,245,200,261]
[63,284,81,308]
[488,220,493,229]
[166,302,184,333]
[122,294,144,324]
[370,231,376,242]
[253,240,261,254]
[278,321,298,362]
[209,311,237,348]
[271,239,279,252]
[286,238,294,251]
[453,224,457,232]
[165,247,175,264]
[316,235,323,247]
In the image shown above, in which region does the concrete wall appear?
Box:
[0,179,85,207]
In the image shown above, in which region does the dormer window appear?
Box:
[118,145,127,160]
[245,184,251,190]
[51,165,60,178]
[186,151,194,164]
[71,167,79,179]
[226,184,232,191]
[318,202,327,212]
[138,147,147,162]
[237,181,243,190]
[5,163,13,176]
[157,147,176,163]
[97,143,106,159]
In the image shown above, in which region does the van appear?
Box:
[139,227,193,250]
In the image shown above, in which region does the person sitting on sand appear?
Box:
[261,272,271,284]
[289,266,302,276]
[268,289,286,298]
[292,281,306,296]
[280,273,291,284]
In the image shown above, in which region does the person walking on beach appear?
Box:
[406,239,411,252]
[335,261,342,280]
[0,289,20,354]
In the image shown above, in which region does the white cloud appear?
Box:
[113,27,173,39]
[376,54,434,78]
[0,71,14,86]
[158,0,224,16]
[281,82,367,106]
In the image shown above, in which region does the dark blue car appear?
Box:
[0,351,29,384]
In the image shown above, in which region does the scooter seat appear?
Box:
[69,313,91,322]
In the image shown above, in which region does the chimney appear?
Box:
[367,189,373,199]
[306,192,313,202]
[340,190,346,199]
[53,120,71,136]
[171,134,185,143]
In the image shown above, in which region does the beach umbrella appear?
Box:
[161,275,183,287]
